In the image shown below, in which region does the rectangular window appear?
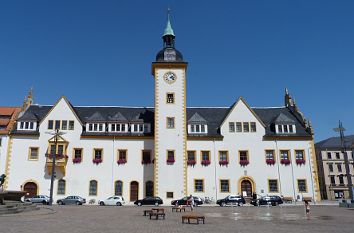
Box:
[57,180,66,195]
[201,151,210,161]
[166,93,174,104]
[143,124,150,133]
[265,150,275,160]
[191,125,195,133]
[229,122,235,132]
[339,176,344,185]
[201,125,205,133]
[29,147,39,160]
[167,150,175,160]
[250,122,256,132]
[20,122,24,129]
[55,120,61,130]
[166,192,174,198]
[220,180,229,192]
[29,122,34,129]
[289,125,294,133]
[239,150,248,161]
[269,179,278,192]
[327,152,332,159]
[283,124,288,133]
[25,122,29,129]
[69,121,74,130]
[335,153,340,159]
[219,151,228,162]
[74,149,82,159]
[50,145,56,155]
[328,163,333,172]
[57,145,64,155]
[111,124,116,131]
[48,120,53,130]
[337,164,342,172]
[194,179,204,192]
[122,124,126,132]
[61,120,68,130]
[187,151,196,161]
[280,150,289,160]
[142,150,151,163]
[167,117,175,128]
[94,149,103,160]
[236,122,242,132]
[118,150,127,161]
[243,122,249,132]
[277,125,283,133]
[295,150,304,160]
[298,179,307,192]
[330,176,336,185]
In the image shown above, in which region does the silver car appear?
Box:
[25,195,50,205]
[57,196,86,205]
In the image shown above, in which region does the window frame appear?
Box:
[166,92,175,104]
[194,179,204,192]
[297,179,307,192]
[89,180,98,196]
[268,179,279,193]
[57,179,66,195]
[28,147,39,161]
[220,179,230,193]
[166,117,175,129]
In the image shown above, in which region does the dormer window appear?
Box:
[276,124,296,134]
[109,123,128,132]
[86,123,105,132]
[188,124,207,134]
[131,123,151,133]
[17,121,37,131]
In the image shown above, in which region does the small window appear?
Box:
[284,124,288,133]
[115,180,123,196]
[330,176,335,185]
[239,150,248,161]
[229,122,235,132]
[236,122,242,132]
[277,125,283,133]
[55,120,61,130]
[166,192,174,198]
[339,175,344,184]
[337,164,342,172]
[297,179,307,192]
[69,121,74,130]
[142,150,151,164]
[74,149,82,159]
[201,151,210,161]
[29,122,34,130]
[62,120,68,130]
[295,150,305,160]
[25,122,29,129]
[327,152,332,159]
[167,150,175,161]
[328,163,333,172]
[250,122,256,132]
[94,149,103,160]
[335,153,340,159]
[57,145,64,155]
[265,150,275,160]
[29,147,39,160]
[166,93,174,104]
[269,179,278,192]
[289,125,293,133]
[219,151,228,162]
[243,122,249,132]
[167,117,175,129]
[280,150,289,160]
[89,180,98,196]
[220,180,229,192]
[118,150,127,161]
[20,122,24,129]
[194,179,204,192]
[187,151,196,161]
[48,120,53,130]
[57,179,66,195]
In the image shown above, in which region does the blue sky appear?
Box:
[0,0,353,141]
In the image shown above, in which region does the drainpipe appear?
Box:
[213,138,217,201]
[307,147,316,203]
[290,150,297,202]
[275,140,282,195]
[111,136,115,195]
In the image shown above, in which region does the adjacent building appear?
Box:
[3,16,321,203]
[315,135,354,200]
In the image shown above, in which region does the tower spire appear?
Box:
[163,8,175,37]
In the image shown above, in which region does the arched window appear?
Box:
[115,180,123,196]
[89,180,98,196]
[57,179,66,195]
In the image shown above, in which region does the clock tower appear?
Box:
[152,13,188,200]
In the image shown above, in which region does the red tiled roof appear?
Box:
[0,107,21,135]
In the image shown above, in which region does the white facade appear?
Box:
[0,136,9,175]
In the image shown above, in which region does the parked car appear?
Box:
[216,195,246,207]
[99,196,125,206]
[171,196,204,206]
[57,196,86,205]
[25,195,50,205]
[250,195,283,206]
[134,197,163,206]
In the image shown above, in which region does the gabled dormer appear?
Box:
[188,113,208,134]
[273,113,296,134]
[107,112,128,133]
[85,112,106,132]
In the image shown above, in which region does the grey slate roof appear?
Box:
[315,135,354,149]
[14,104,312,138]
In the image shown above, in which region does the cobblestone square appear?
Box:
[1,205,354,233]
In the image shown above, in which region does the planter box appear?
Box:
[266,159,275,165]
[239,160,249,166]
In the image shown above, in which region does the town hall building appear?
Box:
[3,16,321,204]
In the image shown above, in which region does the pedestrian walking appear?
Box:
[304,200,310,218]
[188,195,195,211]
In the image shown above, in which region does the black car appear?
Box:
[134,196,163,206]
[216,195,246,206]
[251,195,283,206]
[171,196,203,206]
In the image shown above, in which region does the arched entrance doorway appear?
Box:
[130,181,139,202]
[23,182,38,198]
[238,177,255,197]
[145,181,154,197]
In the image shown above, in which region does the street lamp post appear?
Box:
[48,129,59,205]
[333,121,353,201]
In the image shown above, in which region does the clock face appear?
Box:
[163,72,177,84]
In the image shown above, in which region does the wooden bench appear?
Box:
[143,209,153,216]
[172,206,186,212]
[149,211,165,220]
[182,214,205,224]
